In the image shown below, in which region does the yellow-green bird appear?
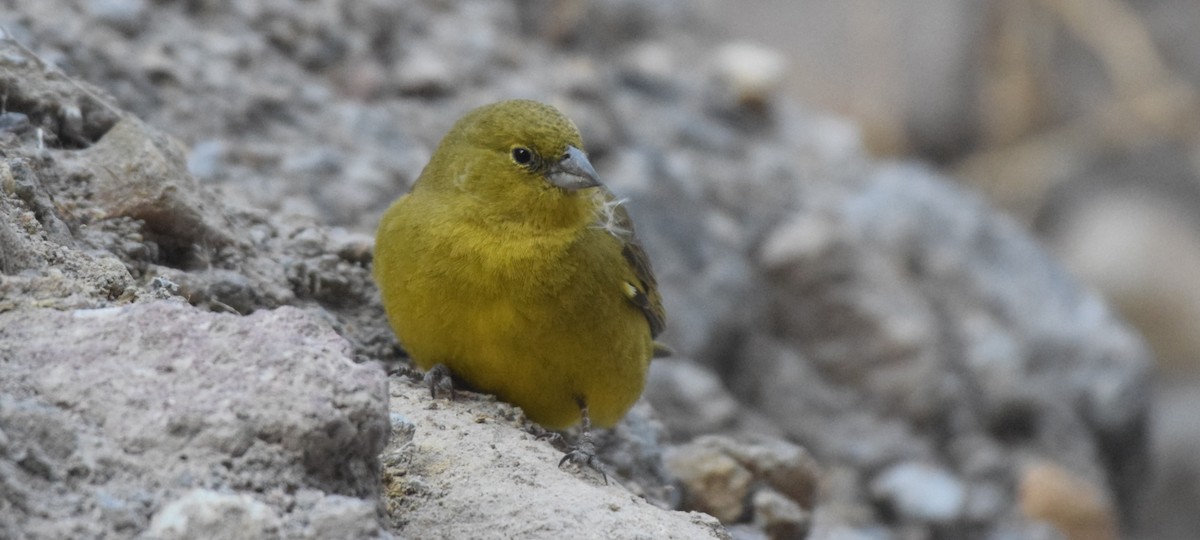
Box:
[374,100,666,440]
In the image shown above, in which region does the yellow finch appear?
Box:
[374,100,666,435]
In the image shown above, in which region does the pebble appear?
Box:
[709,41,787,107]
[869,462,965,523]
[85,0,147,34]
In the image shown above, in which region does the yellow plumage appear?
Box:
[373,100,665,429]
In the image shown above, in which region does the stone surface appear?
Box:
[0,302,390,539]
[1019,461,1118,540]
[383,378,729,540]
[750,487,810,540]
[644,358,741,439]
[665,435,819,528]
[666,442,755,523]
[66,116,236,251]
[870,462,966,523]
[147,490,283,540]
[732,162,1151,534]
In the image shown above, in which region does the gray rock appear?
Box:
[0,302,390,538]
[306,494,384,539]
[594,400,681,509]
[64,117,236,251]
[186,139,227,181]
[85,0,147,35]
[870,462,966,523]
[148,489,282,540]
[645,358,740,439]
[750,487,810,540]
[665,435,820,527]
[383,375,730,540]
[741,161,1150,531]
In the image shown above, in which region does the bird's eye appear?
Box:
[511,147,533,165]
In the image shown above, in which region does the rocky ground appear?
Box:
[0,1,1162,539]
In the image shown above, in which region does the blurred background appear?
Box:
[720,0,1200,536]
[723,0,1200,376]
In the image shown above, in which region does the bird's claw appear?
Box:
[557,432,608,485]
[423,363,455,400]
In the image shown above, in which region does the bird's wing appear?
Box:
[620,236,666,338]
[594,189,666,338]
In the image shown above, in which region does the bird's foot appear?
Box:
[556,404,608,484]
[558,431,608,485]
[423,363,456,400]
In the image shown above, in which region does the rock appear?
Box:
[1,157,73,244]
[644,358,740,439]
[807,465,884,540]
[665,441,755,522]
[518,0,704,46]
[870,462,966,523]
[758,211,840,271]
[730,335,931,470]
[717,437,821,510]
[1019,461,1117,540]
[750,487,810,540]
[394,48,454,96]
[85,0,148,35]
[741,162,1150,533]
[1138,385,1200,538]
[0,302,391,538]
[0,156,142,309]
[0,41,121,147]
[383,376,730,540]
[0,111,31,134]
[619,41,680,97]
[708,41,787,109]
[0,192,39,276]
[186,139,227,181]
[305,494,383,539]
[148,489,282,540]
[67,117,235,253]
[1049,187,1200,376]
[725,524,769,540]
[593,401,680,509]
[665,435,820,525]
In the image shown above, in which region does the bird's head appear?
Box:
[419,100,603,226]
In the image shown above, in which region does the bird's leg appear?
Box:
[557,400,608,484]
[423,363,456,401]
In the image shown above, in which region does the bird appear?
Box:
[373,99,666,471]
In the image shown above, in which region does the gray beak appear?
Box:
[546,146,601,191]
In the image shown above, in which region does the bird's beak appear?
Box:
[546,146,601,191]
